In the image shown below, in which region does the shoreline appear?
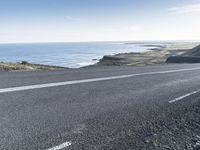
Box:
[0,42,199,71]
[93,42,199,67]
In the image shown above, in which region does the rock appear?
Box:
[100,55,124,61]
[184,45,200,56]
[166,56,200,63]
[97,55,126,66]
[166,44,200,63]
[21,61,29,65]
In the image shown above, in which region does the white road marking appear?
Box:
[0,67,200,94]
[169,89,200,103]
[47,141,72,150]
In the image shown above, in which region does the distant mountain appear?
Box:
[166,45,200,63]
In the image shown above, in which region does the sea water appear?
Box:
[0,42,155,68]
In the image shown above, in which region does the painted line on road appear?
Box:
[47,141,72,150]
[0,67,200,94]
[169,89,200,103]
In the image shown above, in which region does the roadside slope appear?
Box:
[0,61,66,71]
[166,44,200,63]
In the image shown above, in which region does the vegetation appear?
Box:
[0,61,66,71]
[97,43,199,66]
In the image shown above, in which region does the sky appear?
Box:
[0,0,200,43]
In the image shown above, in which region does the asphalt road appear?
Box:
[1,64,200,150]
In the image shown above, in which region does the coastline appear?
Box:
[0,42,199,71]
[93,42,199,67]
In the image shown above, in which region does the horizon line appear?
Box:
[0,40,200,44]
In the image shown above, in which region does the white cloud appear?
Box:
[168,3,200,14]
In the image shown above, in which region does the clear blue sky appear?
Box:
[0,0,200,43]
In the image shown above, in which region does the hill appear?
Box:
[183,45,200,56]
[166,44,200,63]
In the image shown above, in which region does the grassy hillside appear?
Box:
[0,61,66,71]
[95,43,199,66]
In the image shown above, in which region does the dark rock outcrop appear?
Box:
[166,44,200,63]
[166,56,200,63]
[98,55,127,66]
[183,45,200,56]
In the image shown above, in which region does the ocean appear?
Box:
[0,42,156,68]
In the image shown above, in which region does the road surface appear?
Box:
[1,64,200,150]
